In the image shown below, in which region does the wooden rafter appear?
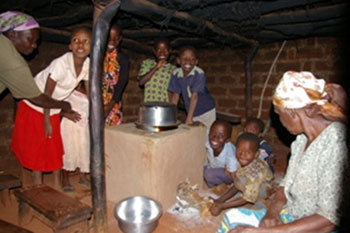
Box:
[120,0,259,46]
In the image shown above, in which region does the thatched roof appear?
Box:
[1,0,347,53]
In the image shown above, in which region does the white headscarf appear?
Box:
[273,71,346,121]
[273,71,327,109]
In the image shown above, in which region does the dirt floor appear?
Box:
[0,141,289,233]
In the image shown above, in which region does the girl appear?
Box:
[61,81,90,192]
[11,27,91,188]
[103,24,129,126]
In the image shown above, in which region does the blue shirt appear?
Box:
[168,66,215,117]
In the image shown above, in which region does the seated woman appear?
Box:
[218,71,348,233]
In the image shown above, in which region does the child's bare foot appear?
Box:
[78,173,90,188]
[78,179,90,188]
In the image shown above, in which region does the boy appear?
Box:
[204,119,238,188]
[168,46,216,128]
[138,38,176,102]
[210,132,273,216]
[244,117,274,172]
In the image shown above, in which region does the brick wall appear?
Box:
[0,36,342,168]
[123,37,342,124]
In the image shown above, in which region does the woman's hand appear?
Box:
[324,83,347,111]
[259,211,282,228]
[62,111,81,123]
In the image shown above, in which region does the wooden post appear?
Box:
[89,0,120,232]
[244,46,258,118]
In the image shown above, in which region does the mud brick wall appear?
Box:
[123,37,342,123]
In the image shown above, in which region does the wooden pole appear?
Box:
[89,1,120,232]
[244,46,258,118]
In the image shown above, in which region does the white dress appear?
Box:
[61,90,90,172]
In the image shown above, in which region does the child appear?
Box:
[11,27,91,188]
[204,119,238,188]
[103,24,129,126]
[244,117,274,172]
[210,132,274,216]
[61,81,90,191]
[138,38,176,102]
[168,46,216,128]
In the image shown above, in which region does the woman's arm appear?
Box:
[186,92,198,125]
[229,214,335,233]
[260,186,286,227]
[28,94,71,111]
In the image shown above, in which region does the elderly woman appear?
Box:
[217,71,347,233]
[0,11,71,111]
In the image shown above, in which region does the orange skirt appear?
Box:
[11,101,63,171]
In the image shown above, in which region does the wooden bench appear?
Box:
[14,184,92,233]
[0,219,33,233]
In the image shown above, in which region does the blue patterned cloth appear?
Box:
[217,207,293,233]
[217,207,338,233]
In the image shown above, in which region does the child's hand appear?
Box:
[44,117,52,138]
[156,60,167,69]
[210,202,223,216]
[63,110,82,123]
[185,117,194,125]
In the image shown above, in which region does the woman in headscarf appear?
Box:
[0,11,71,111]
[217,71,347,233]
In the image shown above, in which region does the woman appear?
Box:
[0,11,71,111]
[217,71,347,233]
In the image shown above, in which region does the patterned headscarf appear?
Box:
[0,11,39,33]
[273,71,326,109]
[273,71,345,120]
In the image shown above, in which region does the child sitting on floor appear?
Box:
[204,119,238,188]
[138,38,176,102]
[210,132,274,216]
[244,117,274,172]
[168,46,216,129]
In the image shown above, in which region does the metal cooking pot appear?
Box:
[137,102,179,127]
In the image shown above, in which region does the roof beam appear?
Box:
[262,3,346,25]
[120,0,258,46]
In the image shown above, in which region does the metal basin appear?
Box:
[115,196,162,233]
[137,102,177,127]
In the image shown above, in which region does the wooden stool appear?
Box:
[14,184,92,233]
[0,219,33,233]
[0,174,21,205]
[0,174,21,191]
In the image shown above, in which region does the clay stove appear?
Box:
[104,123,206,210]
